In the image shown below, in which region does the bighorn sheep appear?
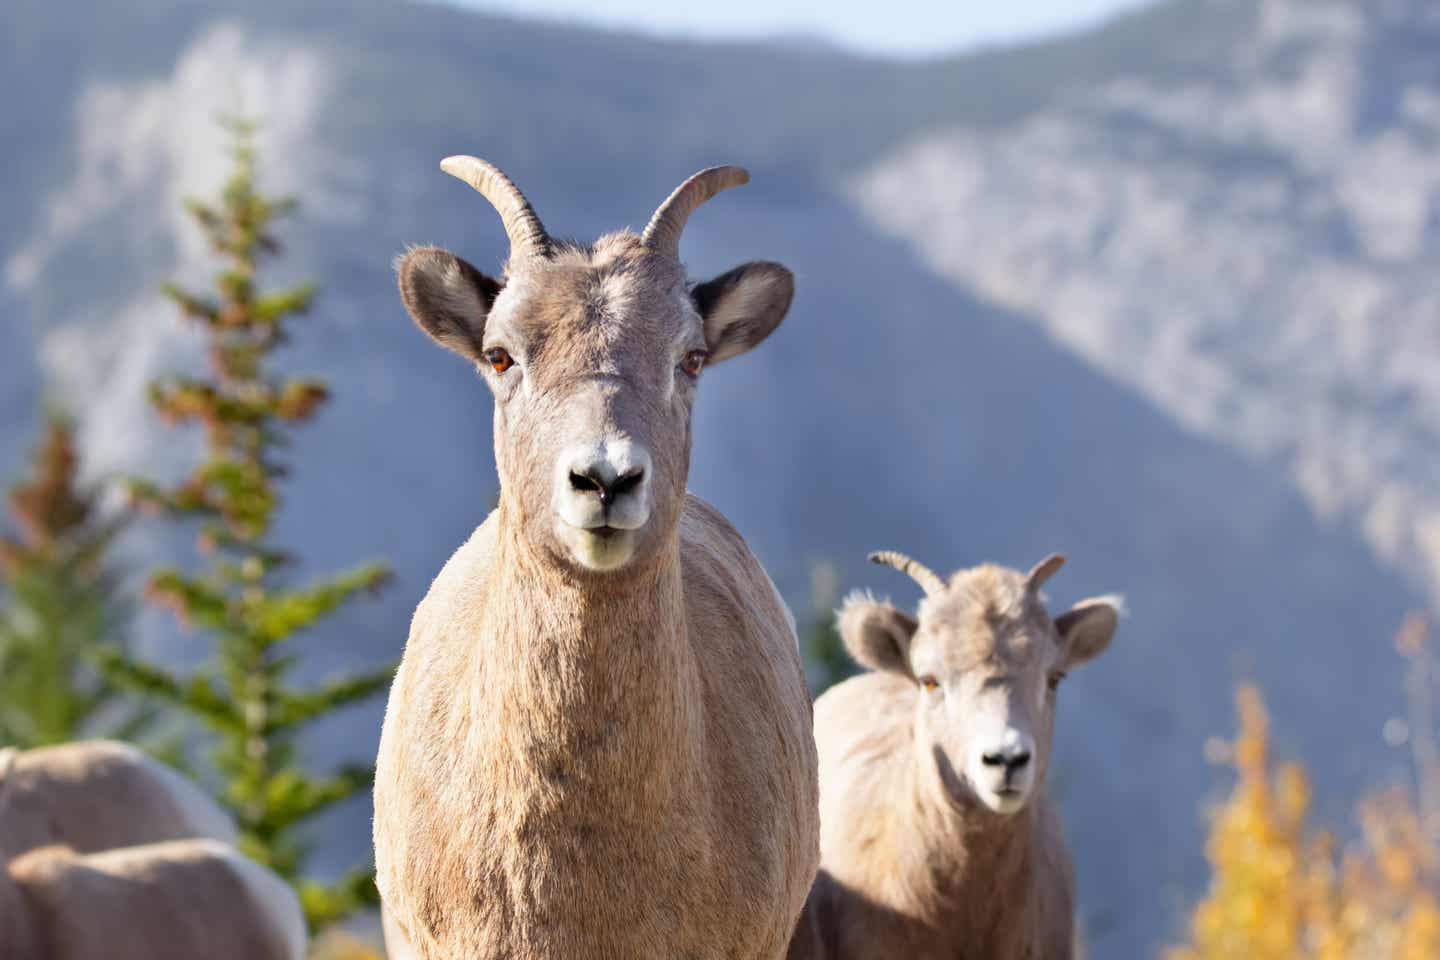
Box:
[0,745,303,958]
[0,741,236,858]
[0,840,306,959]
[789,552,1119,960]
[374,158,819,958]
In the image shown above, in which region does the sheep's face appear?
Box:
[840,562,1119,817]
[398,234,792,573]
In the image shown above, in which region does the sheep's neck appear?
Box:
[902,750,1042,939]
[470,506,704,811]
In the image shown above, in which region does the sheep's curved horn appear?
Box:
[439,156,550,262]
[1025,554,1066,593]
[869,550,946,597]
[642,165,750,258]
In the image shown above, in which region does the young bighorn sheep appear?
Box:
[374,158,819,958]
[789,552,1119,960]
[0,840,306,959]
[0,741,236,858]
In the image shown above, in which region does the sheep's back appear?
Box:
[9,840,303,960]
[1,741,236,859]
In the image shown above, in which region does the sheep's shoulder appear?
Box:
[813,674,913,857]
[677,492,794,652]
[676,493,808,734]
[676,493,818,915]
[377,511,498,781]
[814,671,914,780]
[405,511,500,646]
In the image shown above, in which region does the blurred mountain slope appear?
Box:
[857,0,1440,610]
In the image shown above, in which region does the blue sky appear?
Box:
[449,0,1159,58]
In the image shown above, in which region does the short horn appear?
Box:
[1025,554,1066,593]
[439,156,550,263]
[869,550,946,597]
[642,165,750,258]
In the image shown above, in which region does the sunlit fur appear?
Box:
[378,220,815,958]
[789,560,1119,960]
[0,840,304,960]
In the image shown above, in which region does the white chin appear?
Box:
[978,787,1029,816]
[559,526,638,572]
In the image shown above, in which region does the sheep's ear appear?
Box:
[838,593,918,678]
[397,246,502,362]
[692,261,794,364]
[1055,597,1120,669]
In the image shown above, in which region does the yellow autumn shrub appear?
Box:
[1172,662,1440,959]
[309,929,387,960]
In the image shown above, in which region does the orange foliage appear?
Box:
[307,929,386,960]
[1171,673,1440,960]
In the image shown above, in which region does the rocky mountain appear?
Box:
[1,0,1434,952]
[857,0,1440,613]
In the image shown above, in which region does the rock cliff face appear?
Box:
[2,0,1434,952]
[858,0,1440,609]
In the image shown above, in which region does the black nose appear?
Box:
[981,750,1031,772]
[569,467,645,506]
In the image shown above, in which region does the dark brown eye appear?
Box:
[919,675,940,693]
[484,347,514,373]
[680,350,709,378]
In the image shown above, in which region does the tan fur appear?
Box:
[378,195,816,958]
[0,741,236,860]
[377,496,817,958]
[792,561,1118,960]
[1,840,304,960]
